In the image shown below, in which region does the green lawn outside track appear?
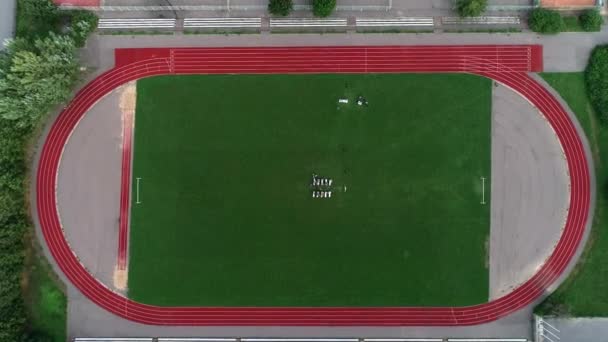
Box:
[128,74,491,307]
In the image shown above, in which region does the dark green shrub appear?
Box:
[67,10,99,47]
[313,0,336,17]
[585,45,608,124]
[528,8,564,34]
[455,0,488,17]
[16,0,59,38]
[268,0,293,16]
[580,8,603,32]
[0,1,96,341]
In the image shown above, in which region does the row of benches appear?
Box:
[97,16,520,29]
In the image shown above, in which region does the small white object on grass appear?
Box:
[339,98,349,104]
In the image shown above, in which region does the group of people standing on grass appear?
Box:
[311,174,333,199]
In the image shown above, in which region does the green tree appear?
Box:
[268,0,293,16]
[0,33,78,126]
[580,8,603,32]
[16,0,59,38]
[528,8,564,34]
[585,45,608,124]
[68,10,99,47]
[455,0,488,17]
[312,0,336,17]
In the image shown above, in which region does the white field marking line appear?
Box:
[481,176,486,204]
[542,327,560,340]
[539,318,561,333]
[158,339,238,342]
[136,177,142,204]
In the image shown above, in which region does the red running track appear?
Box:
[36,45,589,326]
[117,94,134,270]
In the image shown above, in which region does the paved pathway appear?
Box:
[57,84,125,293]
[489,83,570,299]
[0,0,15,49]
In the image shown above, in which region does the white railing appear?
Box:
[97,18,176,29]
[158,339,239,342]
[76,338,528,342]
[357,17,434,27]
[447,339,528,342]
[270,18,348,28]
[184,18,261,29]
[74,338,153,342]
[442,16,521,25]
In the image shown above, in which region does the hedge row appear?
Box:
[0,1,96,340]
[585,45,608,124]
[456,0,488,18]
[267,0,336,17]
[529,8,603,34]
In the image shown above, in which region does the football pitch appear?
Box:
[128,73,491,307]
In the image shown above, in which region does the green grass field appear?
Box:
[128,74,491,307]
[536,73,608,316]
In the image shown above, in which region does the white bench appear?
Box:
[270,18,347,28]
[184,18,261,29]
[442,16,521,25]
[97,18,176,29]
[357,17,434,27]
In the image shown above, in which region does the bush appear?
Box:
[16,0,97,47]
[67,10,99,47]
[16,0,59,38]
[268,0,293,16]
[585,45,608,124]
[0,34,79,125]
[0,1,96,341]
[528,8,564,34]
[580,8,603,32]
[455,0,488,17]
[312,0,336,17]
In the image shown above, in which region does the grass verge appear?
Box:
[562,16,585,32]
[535,73,608,316]
[23,250,67,342]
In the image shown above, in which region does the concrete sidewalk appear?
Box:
[0,0,15,49]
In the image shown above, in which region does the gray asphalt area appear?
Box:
[56,85,125,293]
[539,317,608,342]
[0,0,15,49]
[489,82,569,300]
